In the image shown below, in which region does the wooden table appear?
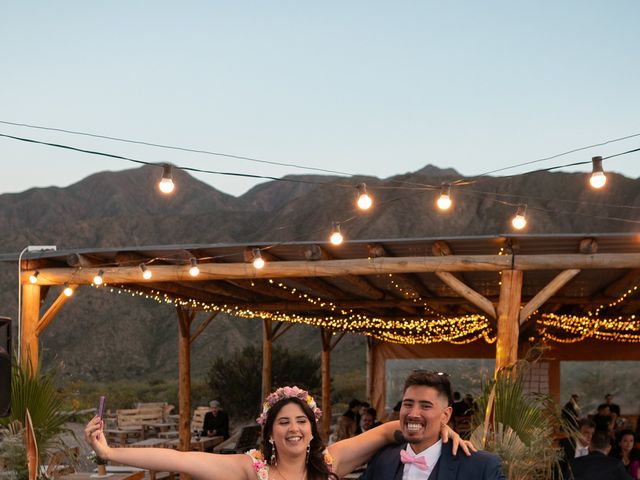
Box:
[142,422,176,435]
[129,438,167,448]
[166,435,224,452]
[60,473,142,480]
[104,427,144,446]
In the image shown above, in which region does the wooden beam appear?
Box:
[262,319,273,403]
[23,253,640,285]
[602,268,640,297]
[435,272,496,319]
[35,286,77,336]
[305,244,387,299]
[189,312,219,344]
[272,322,293,342]
[176,305,194,472]
[21,284,41,372]
[320,328,332,442]
[518,269,580,325]
[495,270,523,372]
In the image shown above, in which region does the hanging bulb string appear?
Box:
[0,119,358,178]
[3,119,639,190]
[2,131,639,196]
[450,133,640,183]
[492,198,640,225]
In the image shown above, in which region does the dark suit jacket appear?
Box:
[569,451,631,480]
[201,410,229,439]
[361,441,505,480]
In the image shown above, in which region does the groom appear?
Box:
[361,371,504,480]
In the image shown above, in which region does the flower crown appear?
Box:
[256,386,322,426]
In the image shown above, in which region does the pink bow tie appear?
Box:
[400,450,428,471]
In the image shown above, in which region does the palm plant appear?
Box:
[469,357,570,480]
[0,357,69,479]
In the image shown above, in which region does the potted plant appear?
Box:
[87,451,108,477]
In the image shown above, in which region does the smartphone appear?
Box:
[97,395,106,420]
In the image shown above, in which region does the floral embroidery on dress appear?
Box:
[322,448,334,472]
[245,448,334,479]
[246,449,269,480]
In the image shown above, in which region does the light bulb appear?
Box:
[158,164,175,194]
[63,283,74,297]
[93,270,104,286]
[252,249,265,269]
[329,224,344,245]
[589,156,606,189]
[189,258,200,277]
[29,271,39,284]
[511,206,527,230]
[356,183,373,210]
[140,263,152,279]
[436,185,452,210]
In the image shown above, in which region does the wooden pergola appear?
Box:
[10,232,640,445]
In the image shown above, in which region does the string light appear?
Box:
[140,263,152,279]
[436,184,452,211]
[93,270,104,285]
[189,257,200,277]
[329,223,344,245]
[356,183,373,210]
[158,164,175,194]
[252,249,265,269]
[511,205,527,230]
[63,283,74,297]
[29,271,39,284]
[589,156,607,189]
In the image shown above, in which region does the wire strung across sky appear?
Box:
[1,125,639,236]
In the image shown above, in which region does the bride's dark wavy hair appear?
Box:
[262,396,338,480]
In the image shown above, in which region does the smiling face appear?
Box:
[400,385,452,453]
[271,402,313,459]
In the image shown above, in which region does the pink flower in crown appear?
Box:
[256,385,322,426]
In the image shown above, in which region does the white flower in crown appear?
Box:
[256,385,322,426]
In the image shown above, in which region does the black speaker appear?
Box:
[0,317,11,417]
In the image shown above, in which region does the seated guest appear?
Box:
[570,431,631,480]
[610,429,640,479]
[202,400,229,440]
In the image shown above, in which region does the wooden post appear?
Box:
[495,270,523,372]
[176,306,193,480]
[262,319,273,403]
[366,337,374,403]
[320,328,332,442]
[21,284,41,372]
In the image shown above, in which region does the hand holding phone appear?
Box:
[97,396,106,420]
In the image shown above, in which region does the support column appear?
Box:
[176,306,193,480]
[320,328,332,442]
[21,284,41,372]
[262,319,273,403]
[495,269,523,373]
[548,358,561,402]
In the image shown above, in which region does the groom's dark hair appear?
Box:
[403,370,453,406]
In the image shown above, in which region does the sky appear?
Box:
[1,1,639,197]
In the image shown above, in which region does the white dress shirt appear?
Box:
[402,439,443,480]
[574,441,589,458]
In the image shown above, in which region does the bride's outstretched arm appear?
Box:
[84,416,253,480]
